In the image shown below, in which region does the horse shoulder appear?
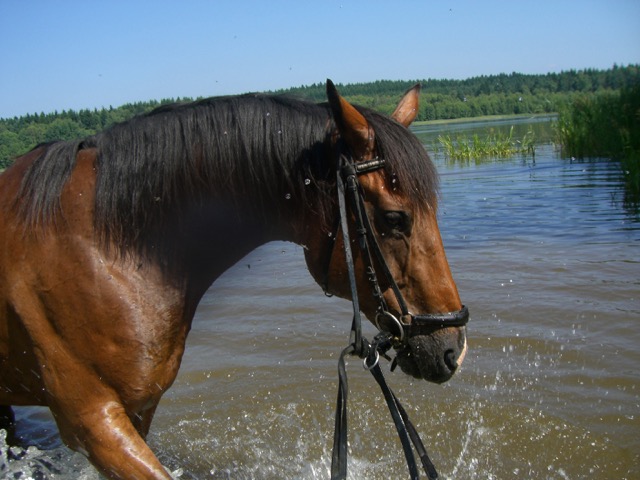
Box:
[0,147,191,410]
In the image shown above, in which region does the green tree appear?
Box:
[43,118,92,143]
[0,128,22,169]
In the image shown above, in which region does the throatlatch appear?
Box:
[329,149,469,480]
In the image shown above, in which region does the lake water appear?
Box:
[2,117,638,479]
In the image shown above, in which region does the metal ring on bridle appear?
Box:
[374,310,405,343]
[363,350,380,370]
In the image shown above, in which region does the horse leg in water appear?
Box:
[52,399,170,479]
[0,405,14,427]
[9,287,172,479]
[16,344,171,479]
[0,406,16,444]
[131,403,160,439]
[2,239,188,480]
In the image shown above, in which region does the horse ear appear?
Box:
[326,79,374,158]
[391,83,421,127]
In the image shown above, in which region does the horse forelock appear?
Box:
[360,108,439,210]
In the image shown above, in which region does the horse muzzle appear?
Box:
[393,325,468,384]
[374,307,469,384]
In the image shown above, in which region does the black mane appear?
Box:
[92,95,335,255]
[16,93,438,272]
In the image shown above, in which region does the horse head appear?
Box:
[304,81,468,384]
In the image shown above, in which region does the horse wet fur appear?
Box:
[0,81,467,479]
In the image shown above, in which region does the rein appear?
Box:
[328,149,469,480]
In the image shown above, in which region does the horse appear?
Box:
[0,80,468,479]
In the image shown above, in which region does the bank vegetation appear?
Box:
[557,84,640,197]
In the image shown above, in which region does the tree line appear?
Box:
[1,65,638,168]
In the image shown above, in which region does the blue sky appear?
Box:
[1,0,638,118]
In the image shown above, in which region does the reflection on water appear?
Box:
[3,118,639,479]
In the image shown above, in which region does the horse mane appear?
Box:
[91,95,336,259]
[16,93,438,272]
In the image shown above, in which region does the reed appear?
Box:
[556,86,640,198]
[436,125,536,162]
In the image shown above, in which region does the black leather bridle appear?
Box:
[323,149,469,348]
[328,146,469,480]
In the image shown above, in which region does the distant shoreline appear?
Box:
[413,112,557,127]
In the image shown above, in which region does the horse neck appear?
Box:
[155,197,312,319]
[175,163,314,303]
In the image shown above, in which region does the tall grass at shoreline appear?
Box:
[557,85,640,198]
[436,125,536,161]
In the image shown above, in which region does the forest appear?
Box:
[1,64,638,168]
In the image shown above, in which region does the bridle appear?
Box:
[322,147,469,348]
[327,144,469,480]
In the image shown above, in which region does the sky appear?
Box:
[1,0,639,119]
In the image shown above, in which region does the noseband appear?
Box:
[328,146,469,480]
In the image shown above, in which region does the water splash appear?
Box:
[0,429,97,479]
[0,428,184,480]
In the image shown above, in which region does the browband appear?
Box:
[354,158,386,174]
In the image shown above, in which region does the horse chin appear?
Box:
[394,333,465,384]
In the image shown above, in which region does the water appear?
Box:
[3,118,639,479]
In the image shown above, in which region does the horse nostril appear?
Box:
[443,349,459,372]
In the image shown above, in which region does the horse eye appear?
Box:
[381,211,412,234]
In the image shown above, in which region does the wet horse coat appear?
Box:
[0,82,467,478]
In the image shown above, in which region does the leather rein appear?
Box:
[328,147,469,480]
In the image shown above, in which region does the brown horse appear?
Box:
[0,81,467,478]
